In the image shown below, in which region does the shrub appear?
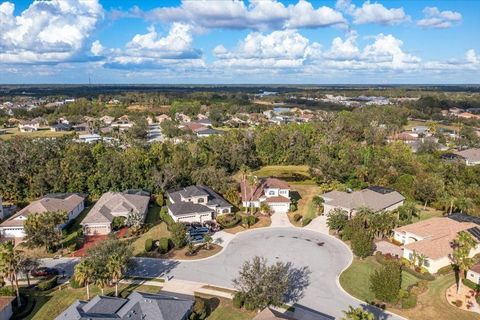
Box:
[463,278,480,291]
[189,298,209,320]
[289,203,298,212]
[437,265,454,275]
[156,193,164,207]
[37,276,58,291]
[69,277,84,289]
[401,294,417,309]
[351,231,374,258]
[302,217,312,226]
[217,213,241,228]
[243,298,256,311]
[454,300,463,307]
[160,207,174,227]
[158,237,170,254]
[111,216,126,230]
[402,266,435,281]
[0,286,15,296]
[232,292,244,309]
[242,215,256,227]
[370,261,402,303]
[145,238,153,252]
[293,213,302,222]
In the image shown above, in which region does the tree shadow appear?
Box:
[283,262,311,304]
[127,259,181,278]
[288,303,335,320]
[361,303,398,320]
[290,191,302,203]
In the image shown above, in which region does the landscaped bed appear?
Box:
[223,215,271,234]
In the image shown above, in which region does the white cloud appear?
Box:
[213,29,321,69]
[336,0,409,25]
[105,23,205,70]
[90,40,104,56]
[465,49,478,65]
[324,31,360,60]
[417,7,462,29]
[138,0,345,30]
[0,0,104,64]
[362,34,420,68]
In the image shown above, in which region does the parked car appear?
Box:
[31,267,59,278]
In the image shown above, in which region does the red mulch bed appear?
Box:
[71,227,130,257]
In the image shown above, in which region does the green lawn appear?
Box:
[339,256,420,302]
[23,284,161,320]
[392,274,479,320]
[0,127,74,140]
[206,298,255,320]
[251,165,314,185]
[131,204,170,255]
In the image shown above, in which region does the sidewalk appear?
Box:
[302,215,329,234]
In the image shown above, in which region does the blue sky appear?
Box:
[0,0,479,84]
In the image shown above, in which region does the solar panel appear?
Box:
[467,227,480,241]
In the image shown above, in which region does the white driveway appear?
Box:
[270,212,293,227]
[303,216,329,234]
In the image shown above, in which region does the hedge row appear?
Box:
[37,276,58,291]
[217,213,241,228]
[375,252,435,281]
[463,278,480,291]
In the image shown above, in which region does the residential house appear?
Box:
[393,217,480,273]
[72,122,90,132]
[81,192,149,235]
[467,263,480,284]
[0,197,3,220]
[111,118,133,131]
[55,291,194,320]
[0,297,14,320]
[196,118,212,126]
[176,113,191,123]
[454,148,480,166]
[167,185,232,223]
[321,186,404,217]
[99,115,115,125]
[457,112,480,120]
[156,114,171,123]
[18,120,40,132]
[411,126,429,136]
[240,178,291,214]
[77,134,101,143]
[0,193,85,238]
[50,123,72,132]
[196,127,222,137]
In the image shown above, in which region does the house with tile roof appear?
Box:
[467,263,480,284]
[321,186,404,218]
[55,291,194,320]
[81,192,149,236]
[455,148,480,166]
[0,193,85,239]
[240,178,291,214]
[167,185,232,223]
[393,217,480,273]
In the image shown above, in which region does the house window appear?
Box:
[222,209,229,213]
[198,198,205,203]
[269,191,275,196]
[408,253,413,260]
[280,190,287,195]
[423,260,430,267]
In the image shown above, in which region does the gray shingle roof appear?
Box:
[82,192,149,225]
[168,202,213,217]
[55,291,194,320]
[322,187,404,212]
[168,185,231,209]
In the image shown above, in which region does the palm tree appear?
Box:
[239,165,250,214]
[94,274,109,296]
[74,259,95,300]
[247,174,258,215]
[18,256,39,287]
[106,255,124,297]
[451,231,477,294]
[311,196,324,214]
[342,306,375,320]
[0,241,22,307]
[203,234,213,250]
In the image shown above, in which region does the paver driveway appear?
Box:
[43,227,402,319]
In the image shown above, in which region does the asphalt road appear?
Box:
[42,228,403,320]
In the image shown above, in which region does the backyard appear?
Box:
[0,127,74,141]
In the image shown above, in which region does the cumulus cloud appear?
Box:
[324,31,360,60]
[105,23,205,70]
[136,0,345,30]
[0,0,104,64]
[90,40,104,56]
[417,7,462,29]
[336,0,409,25]
[213,29,321,69]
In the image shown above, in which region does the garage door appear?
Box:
[269,203,289,214]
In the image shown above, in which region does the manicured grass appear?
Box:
[251,165,314,184]
[206,298,255,320]
[131,222,170,256]
[339,256,420,302]
[413,205,444,223]
[0,127,74,140]
[391,274,479,320]
[145,204,161,224]
[23,284,161,320]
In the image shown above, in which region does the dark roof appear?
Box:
[196,128,222,135]
[367,186,395,195]
[467,226,480,242]
[55,291,194,320]
[51,123,72,130]
[168,185,231,208]
[168,202,213,216]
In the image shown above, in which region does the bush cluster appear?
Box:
[0,286,15,296]
[37,276,58,291]
[233,292,244,308]
[69,277,84,289]
[436,265,454,275]
[159,207,175,228]
[301,217,312,226]
[242,215,256,227]
[217,213,241,228]
[293,213,302,222]
[145,238,153,252]
[158,237,170,254]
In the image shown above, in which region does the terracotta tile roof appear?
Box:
[455,148,480,163]
[396,217,479,260]
[0,296,14,311]
[470,263,480,274]
[240,178,290,201]
[265,196,291,203]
